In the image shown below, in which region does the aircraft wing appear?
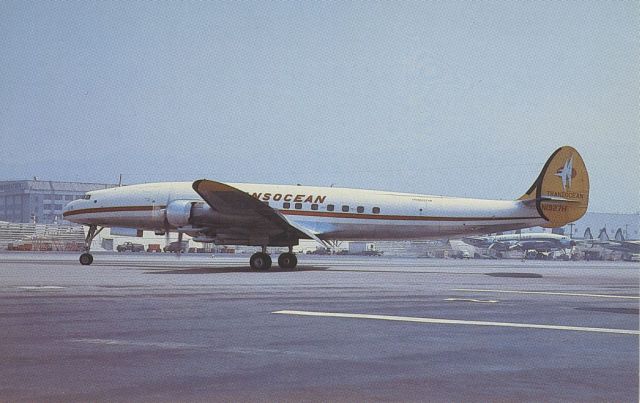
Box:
[514,240,558,251]
[621,241,640,253]
[487,241,510,252]
[192,179,316,246]
[601,240,640,253]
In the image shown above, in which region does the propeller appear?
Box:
[176,231,183,259]
[162,194,182,259]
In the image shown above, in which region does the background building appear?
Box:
[0,180,116,224]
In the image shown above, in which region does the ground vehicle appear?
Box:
[164,241,188,253]
[451,250,471,259]
[116,242,145,252]
[624,253,640,262]
[355,250,383,256]
[7,241,32,251]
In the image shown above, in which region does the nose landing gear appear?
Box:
[79,253,93,265]
[78,225,104,266]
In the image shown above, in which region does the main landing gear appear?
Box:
[249,246,298,270]
[79,224,104,266]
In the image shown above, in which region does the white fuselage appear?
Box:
[63,182,547,242]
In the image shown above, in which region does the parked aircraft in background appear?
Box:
[63,146,589,270]
[461,232,576,256]
[584,227,640,255]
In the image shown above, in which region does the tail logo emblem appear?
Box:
[555,156,575,191]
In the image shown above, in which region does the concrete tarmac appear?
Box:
[0,252,638,402]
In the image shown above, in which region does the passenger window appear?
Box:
[372,207,380,214]
[357,206,364,213]
[327,204,334,212]
[342,205,349,212]
[295,203,302,209]
[283,202,290,209]
[311,204,318,211]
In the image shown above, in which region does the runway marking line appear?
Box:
[70,338,204,349]
[272,310,640,336]
[454,289,640,300]
[444,298,499,303]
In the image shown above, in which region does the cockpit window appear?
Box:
[83,195,91,200]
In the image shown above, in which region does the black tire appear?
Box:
[250,252,272,270]
[79,253,93,265]
[278,253,298,269]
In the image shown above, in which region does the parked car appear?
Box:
[451,250,471,259]
[117,242,145,252]
[625,253,640,262]
[164,241,188,253]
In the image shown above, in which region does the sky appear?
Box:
[1,2,638,213]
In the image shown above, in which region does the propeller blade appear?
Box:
[176,232,183,259]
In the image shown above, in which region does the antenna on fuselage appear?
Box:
[118,174,123,187]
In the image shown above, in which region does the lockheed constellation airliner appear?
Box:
[461,232,577,256]
[62,146,589,270]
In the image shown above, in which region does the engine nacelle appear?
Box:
[165,200,263,229]
[189,202,257,226]
[165,200,196,228]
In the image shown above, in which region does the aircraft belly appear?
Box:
[291,215,548,241]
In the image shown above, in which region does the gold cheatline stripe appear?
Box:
[62,205,164,217]
[280,210,539,221]
[63,205,539,222]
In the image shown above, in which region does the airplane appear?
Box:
[62,145,589,270]
[584,227,640,255]
[461,232,576,256]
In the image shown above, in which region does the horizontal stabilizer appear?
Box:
[519,196,581,207]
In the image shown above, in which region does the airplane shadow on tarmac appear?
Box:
[144,265,330,275]
[144,266,543,277]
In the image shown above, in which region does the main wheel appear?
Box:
[250,252,272,270]
[79,253,93,266]
[278,252,298,269]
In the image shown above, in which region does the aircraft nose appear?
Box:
[62,199,81,221]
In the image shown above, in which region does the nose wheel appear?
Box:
[78,225,104,266]
[79,253,93,265]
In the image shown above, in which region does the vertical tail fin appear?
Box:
[598,228,609,242]
[518,146,589,228]
[614,228,625,242]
